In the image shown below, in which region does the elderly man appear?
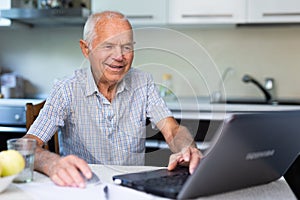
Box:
[24,11,202,188]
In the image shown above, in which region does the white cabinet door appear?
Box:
[248,0,300,23]
[169,0,246,24]
[91,0,168,25]
[0,0,11,26]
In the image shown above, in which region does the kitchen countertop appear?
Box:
[166,96,300,112]
[0,99,45,107]
[165,97,300,120]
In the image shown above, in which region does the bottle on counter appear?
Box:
[159,74,175,101]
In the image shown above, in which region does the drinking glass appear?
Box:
[7,138,37,183]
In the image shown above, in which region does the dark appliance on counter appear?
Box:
[0,99,57,152]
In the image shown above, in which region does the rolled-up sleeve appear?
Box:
[146,75,173,125]
[27,81,67,143]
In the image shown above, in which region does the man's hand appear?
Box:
[24,134,92,188]
[47,155,92,188]
[167,146,203,174]
[156,117,202,173]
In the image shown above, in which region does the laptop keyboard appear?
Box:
[131,166,190,198]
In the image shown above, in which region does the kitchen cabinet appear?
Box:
[91,0,168,25]
[91,0,300,26]
[168,0,246,24]
[247,0,300,23]
[0,0,11,26]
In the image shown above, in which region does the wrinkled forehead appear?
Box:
[93,18,133,46]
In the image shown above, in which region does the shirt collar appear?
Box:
[85,67,131,97]
[117,69,132,93]
[85,67,98,97]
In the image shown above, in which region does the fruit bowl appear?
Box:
[0,174,18,193]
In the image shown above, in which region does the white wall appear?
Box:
[0,25,300,100]
[0,26,86,98]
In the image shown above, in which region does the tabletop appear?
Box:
[1,164,297,200]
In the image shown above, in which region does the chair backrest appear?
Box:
[26,100,46,130]
[26,100,59,154]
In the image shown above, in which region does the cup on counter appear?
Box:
[1,86,14,98]
[6,138,37,183]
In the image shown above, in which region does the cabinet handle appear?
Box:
[182,14,233,18]
[263,12,300,17]
[126,15,154,19]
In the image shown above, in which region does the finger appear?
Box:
[48,158,70,187]
[55,167,77,187]
[64,156,91,187]
[167,153,180,171]
[51,155,89,188]
[167,159,178,171]
[182,147,191,162]
[67,166,87,188]
[51,173,67,186]
[189,148,202,174]
[73,157,92,180]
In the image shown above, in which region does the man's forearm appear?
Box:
[168,125,197,153]
[23,134,60,176]
[157,117,197,153]
[34,146,60,176]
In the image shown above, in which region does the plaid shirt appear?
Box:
[28,67,172,165]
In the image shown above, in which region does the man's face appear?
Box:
[88,19,134,86]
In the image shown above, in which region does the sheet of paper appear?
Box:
[15,181,164,200]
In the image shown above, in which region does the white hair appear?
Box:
[83,11,131,46]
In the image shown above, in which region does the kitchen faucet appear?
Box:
[242,74,273,103]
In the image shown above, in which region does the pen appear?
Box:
[103,185,109,199]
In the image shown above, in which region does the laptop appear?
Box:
[113,110,300,199]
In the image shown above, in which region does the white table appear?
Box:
[1,164,297,200]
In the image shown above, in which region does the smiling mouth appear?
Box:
[105,62,125,68]
[109,65,124,69]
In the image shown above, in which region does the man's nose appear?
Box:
[112,46,124,61]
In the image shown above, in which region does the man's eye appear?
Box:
[123,45,133,51]
[104,45,113,49]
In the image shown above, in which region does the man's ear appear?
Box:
[79,39,89,58]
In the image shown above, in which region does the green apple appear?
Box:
[0,150,25,177]
[0,163,2,176]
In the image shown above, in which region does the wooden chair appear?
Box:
[26,100,60,154]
